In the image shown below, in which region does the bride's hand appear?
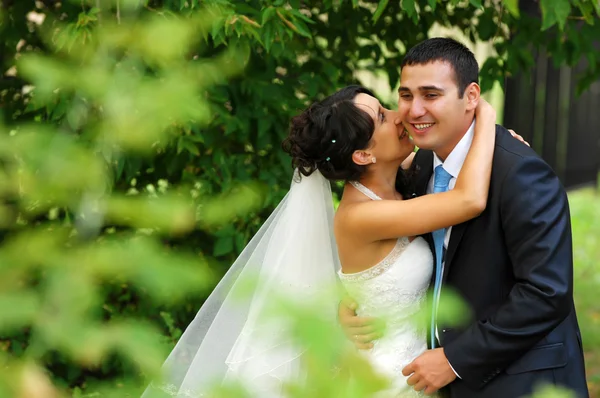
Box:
[475,98,496,124]
[508,129,530,146]
[476,99,529,146]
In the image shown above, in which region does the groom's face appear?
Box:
[397,60,475,160]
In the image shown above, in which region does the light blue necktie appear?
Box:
[430,165,453,348]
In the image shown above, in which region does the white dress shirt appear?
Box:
[427,119,476,378]
[427,120,476,249]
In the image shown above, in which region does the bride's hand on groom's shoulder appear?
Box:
[338,297,384,350]
[508,129,530,146]
[475,98,496,123]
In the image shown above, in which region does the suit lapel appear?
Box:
[443,221,468,282]
[412,150,436,284]
[413,149,433,197]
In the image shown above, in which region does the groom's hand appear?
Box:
[338,296,383,350]
[402,348,456,395]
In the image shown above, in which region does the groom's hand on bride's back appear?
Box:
[338,296,384,350]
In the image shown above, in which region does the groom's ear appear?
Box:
[352,150,373,166]
[464,82,480,112]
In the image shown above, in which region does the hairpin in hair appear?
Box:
[326,157,331,161]
[331,139,336,143]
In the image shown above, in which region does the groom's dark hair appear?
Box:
[401,37,479,99]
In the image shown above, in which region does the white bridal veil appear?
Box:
[142,170,341,397]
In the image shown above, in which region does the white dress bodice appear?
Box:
[338,182,434,397]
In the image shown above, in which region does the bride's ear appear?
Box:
[352,150,374,166]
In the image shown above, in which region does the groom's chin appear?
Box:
[409,136,431,150]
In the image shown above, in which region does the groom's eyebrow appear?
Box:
[398,85,444,92]
[419,85,444,92]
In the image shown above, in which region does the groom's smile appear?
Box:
[409,122,435,135]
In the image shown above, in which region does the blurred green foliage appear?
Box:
[0,0,598,396]
[0,3,255,397]
[569,188,600,396]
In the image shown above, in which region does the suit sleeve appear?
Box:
[443,155,573,389]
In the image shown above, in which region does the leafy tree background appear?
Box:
[0,0,598,396]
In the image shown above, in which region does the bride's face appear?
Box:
[353,93,415,165]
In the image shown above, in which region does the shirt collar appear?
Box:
[432,119,476,178]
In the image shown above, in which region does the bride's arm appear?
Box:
[342,99,496,242]
[400,130,527,171]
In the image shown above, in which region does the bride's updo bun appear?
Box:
[282,85,376,181]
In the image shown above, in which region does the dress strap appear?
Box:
[349,181,382,201]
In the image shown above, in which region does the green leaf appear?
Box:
[469,0,482,8]
[540,0,558,30]
[387,67,399,94]
[540,0,571,30]
[477,9,496,40]
[578,1,595,24]
[236,4,259,15]
[262,23,275,52]
[257,117,272,139]
[189,127,205,143]
[402,0,417,19]
[373,0,390,23]
[177,137,200,156]
[292,19,312,38]
[262,7,277,24]
[575,70,598,96]
[213,235,234,256]
[554,0,572,30]
[115,158,125,180]
[235,232,247,253]
[210,14,226,39]
[504,0,519,17]
[594,0,600,16]
[289,9,316,24]
[428,0,437,10]
[0,292,39,331]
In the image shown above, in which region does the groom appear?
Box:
[340,38,589,397]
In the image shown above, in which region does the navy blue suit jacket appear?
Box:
[409,125,588,398]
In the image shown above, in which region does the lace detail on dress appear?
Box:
[338,237,411,282]
[338,236,434,398]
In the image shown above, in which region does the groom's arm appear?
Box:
[443,153,573,389]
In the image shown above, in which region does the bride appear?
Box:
[142,85,500,397]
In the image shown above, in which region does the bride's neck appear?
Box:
[356,163,401,200]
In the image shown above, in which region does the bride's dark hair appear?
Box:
[282,85,414,198]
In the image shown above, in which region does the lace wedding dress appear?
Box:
[338,181,434,397]
[142,173,435,398]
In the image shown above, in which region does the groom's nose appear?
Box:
[408,98,427,119]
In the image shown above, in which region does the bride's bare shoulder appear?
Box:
[334,198,372,243]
